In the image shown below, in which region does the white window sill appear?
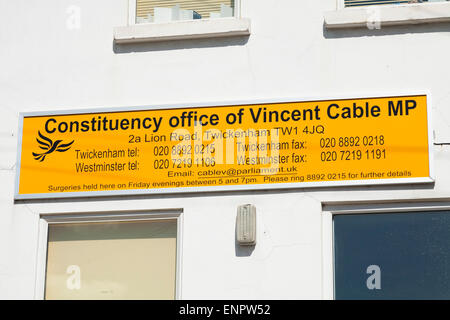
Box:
[114,18,251,44]
[324,2,450,29]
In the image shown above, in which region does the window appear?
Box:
[325,0,450,29]
[133,0,238,24]
[334,211,450,299]
[44,218,179,300]
[344,0,447,7]
[115,0,248,43]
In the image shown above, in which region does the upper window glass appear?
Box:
[345,0,446,7]
[45,219,178,300]
[136,0,235,24]
[334,211,450,299]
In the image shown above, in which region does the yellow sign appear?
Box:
[15,94,432,198]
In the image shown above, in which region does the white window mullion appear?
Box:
[128,0,137,25]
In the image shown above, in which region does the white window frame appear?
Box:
[35,209,183,300]
[337,0,410,9]
[114,0,249,44]
[321,199,450,299]
[128,0,242,25]
[325,0,450,29]
[338,0,448,8]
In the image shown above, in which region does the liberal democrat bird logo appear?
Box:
[32,131,74,162]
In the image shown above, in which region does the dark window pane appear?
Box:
[334,212,450,300]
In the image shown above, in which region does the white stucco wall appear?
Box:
[1,0,450,299]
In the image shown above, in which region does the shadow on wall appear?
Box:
[235,240,255,257]
[323,21,450,39]
[113,35,250,53]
